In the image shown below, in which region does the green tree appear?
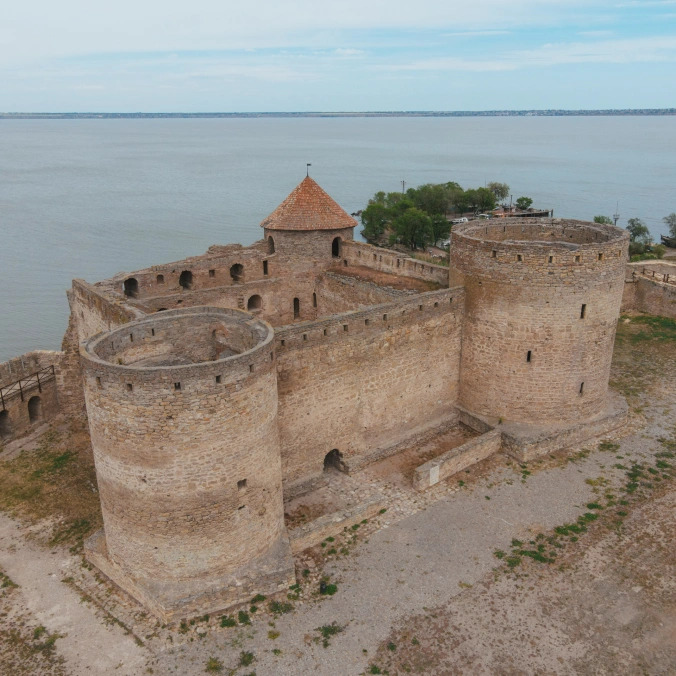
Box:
[487,182,509,202]
[663,213,676,238]
[593,215,613,224]
[475,187,496,213]
[430,214,451,246]
[392,208,433,250]
[626,217,651,244]
[361,203,390,242]
[515,196,533,210]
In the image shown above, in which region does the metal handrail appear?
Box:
[0,365,56,411]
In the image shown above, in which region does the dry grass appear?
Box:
[0,419,102,552]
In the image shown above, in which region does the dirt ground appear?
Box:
[0,312,674,675]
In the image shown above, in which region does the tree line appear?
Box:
[361,181,532,249]
[594,213,676,260]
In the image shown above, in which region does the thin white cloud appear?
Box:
[379,35,676,72]
[443,30,511,37]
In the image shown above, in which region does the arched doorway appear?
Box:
[0,410,11,439]
[28,396,42,423]
[268,236,275,254]
[332,237,341,258]
[179,270,193,290]
[323,449,346,472]
[230,263,243,282]
[247,295,262,311]
[123,278,139,298]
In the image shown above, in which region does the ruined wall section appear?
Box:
[622,261,676,318]
[342,241,449,287]
[81,308,293,617]
[0,350,61,443]
[274,287,463,491]
[315,271,413,313]
[452,219,628,425]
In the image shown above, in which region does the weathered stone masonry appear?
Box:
[3,175,652,621]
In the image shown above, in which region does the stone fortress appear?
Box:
[2,176,676,621]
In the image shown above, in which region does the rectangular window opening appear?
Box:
[151,328,155,336]
[96,377,102,389]
[491,250,497,258]
[579,382,585,395]
[365,319,369,325]
[126,383,133,392]
[174,382,181,390]
[209,269,215,277]
[526,350,532,363]
[575,255,581,263]
[343,324,348,332]
[580,304,587,319]
[548,256,554,263]
[598,253,603,261]
[434,301,439,308]
[263,261,269,276]
[130,333,134,342]
[419,304,423,311]
[517,254,523,262]
[237,479,247,491]
[215,375,222,384]
[323,328,327,336]
[249,364,254,373]
[303,333,307,341]
[383,313,388,321]
[280,339,285,347]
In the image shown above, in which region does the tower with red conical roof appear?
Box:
[261,176,356,260]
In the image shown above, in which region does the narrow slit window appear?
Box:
[215,375,222,384]
[126,383,133,392]
[209,269,215,277]
[548,256,554,263]
[579,382,585,394]
[527,350,532,363]
[492,250,497,258]
[323,328,327,336]
[580,304,587,319]
[598,253,603,261]
[249,364,254,372]
[263,260,268,276]
[343,324,348,332]
[517,254,523,262]
[383,313,388,321]
[303,333,307,341]
[151,328,155,336]
[96,377,102,389]
[174,382,181,390]
[129,333,134,342]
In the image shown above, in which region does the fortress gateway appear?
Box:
[40,178,637,618]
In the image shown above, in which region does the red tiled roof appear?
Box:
[260,176,357,231]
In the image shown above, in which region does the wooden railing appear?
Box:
[0,365,55,410]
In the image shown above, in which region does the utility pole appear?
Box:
[613,202,620,226]
[401,180,406,194]
[306,163,311,177]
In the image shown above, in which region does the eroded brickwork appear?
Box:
[451,219,629,424]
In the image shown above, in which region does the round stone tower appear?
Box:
[80,307,294,620]
[261,176,356,260]
[451,219,629,426]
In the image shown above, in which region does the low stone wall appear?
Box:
[622,261,676,319]
[0,351,62,443]
[288,497,385,554]
[413,429,502,490]
[342,241,449,286]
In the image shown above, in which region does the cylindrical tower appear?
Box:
[451,219,628,425]
[80,307,294,618]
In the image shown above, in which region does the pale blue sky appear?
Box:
[2,1,676,111]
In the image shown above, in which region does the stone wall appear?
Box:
[315,271,412,313]
[0,350,61,443]
[80,307,293,616]
[274,287,464,490]
[263,227,354,261]
[622,261,676,319]
[342,240,449,286]
[451,219,629,425]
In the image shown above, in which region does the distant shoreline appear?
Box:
[1,109,675,120]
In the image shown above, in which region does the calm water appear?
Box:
[1,116,675,361]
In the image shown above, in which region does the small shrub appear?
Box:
[251,593,266,603]
[387,642,396,651]
[205,657,223,673]
[268,600,294,616]
[319,582,337,596]
[316,621,344,647]
[368,666,382,674]
[239,651,255,667]
[268,630,280,640]
[220,615,236,628]
[238,610,251,625]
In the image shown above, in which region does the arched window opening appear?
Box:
[123,277,139,298]
[324,449,346,473]
[293,297,300,319]
[230,263,243,282]
[247,295,262,311]
[179,270,193,290]
[332,237,341,258]
[28,396,42,423]
[0,410,11,439]
[156,274,165,284]
[312,292,317,308]
[268,236,275,254]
